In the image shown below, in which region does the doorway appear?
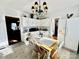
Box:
[5,16,21,45]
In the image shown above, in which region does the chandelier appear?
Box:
[31,0,48,19]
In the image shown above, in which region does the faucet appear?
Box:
[26,33,31,41]
[39,31,43,37]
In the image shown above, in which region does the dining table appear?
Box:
[29,36,61,59]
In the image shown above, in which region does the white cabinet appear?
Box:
[64,18,79,51]
[58,18,79,52]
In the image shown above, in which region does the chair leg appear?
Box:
[38,53,40,59]
[43,52,47,59]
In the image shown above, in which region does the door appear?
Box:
[5,16,21,45]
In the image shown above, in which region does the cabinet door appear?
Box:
[65,18,79,51]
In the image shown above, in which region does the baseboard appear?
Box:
[63,46,77,54]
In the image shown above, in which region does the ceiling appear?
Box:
[0,0,79,18]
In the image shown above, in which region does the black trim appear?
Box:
[77,42,79,54]
[54,19,59,37]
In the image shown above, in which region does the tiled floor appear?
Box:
[70,51,79,59]
[0,42,79,59]
[59,48,79,59]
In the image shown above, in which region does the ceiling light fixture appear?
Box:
[31,0,48,19]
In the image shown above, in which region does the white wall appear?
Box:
[0,9,20,48]
[0,14,8,48]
